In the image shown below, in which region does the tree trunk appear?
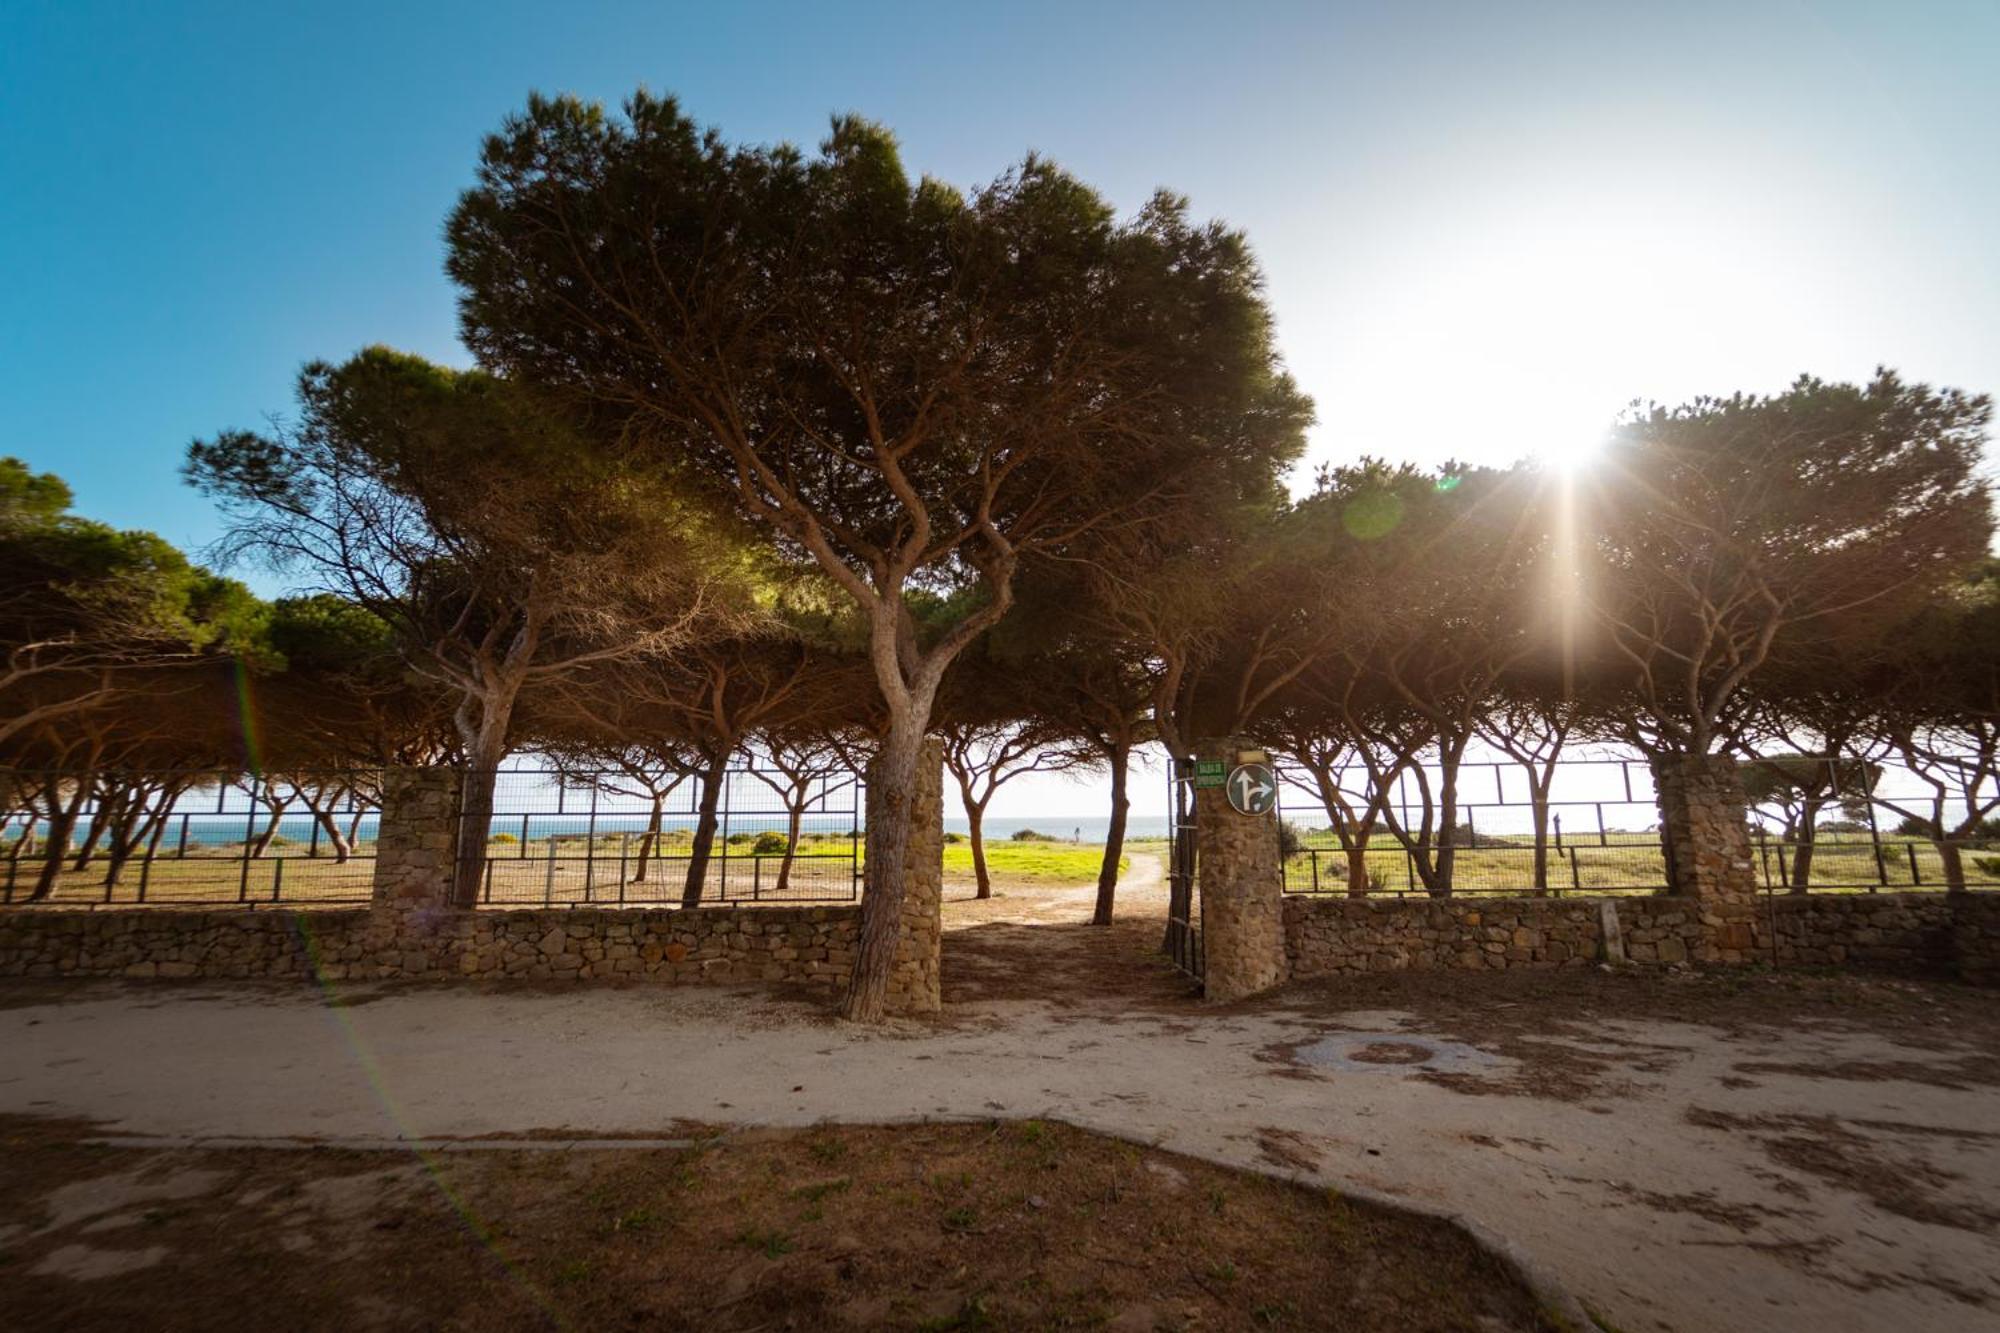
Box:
[841,719,922,1024]
[1345,833,1372,897]
[1430,759,1460,899]
[141,808,171,875]
[248,798,293,859]
[1530,786,1551,895]
[70,791,113,871]
[451,757,503,909]
[967,801,992,900]
[1091,742,1131,926]
[1938,837,1968,895]
[311,803,354,863]
[681,754,728,909]
[633,795,663,883]
[1787,797,1823,893]
[775,793,804,896]
[30,783,87,902]
[101,803,153,889]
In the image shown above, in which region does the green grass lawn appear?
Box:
[1286,831,2000,896]
[14,826,1987,907]
[945,839,1122,883]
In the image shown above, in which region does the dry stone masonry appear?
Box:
[0,754,944,1012]
[4,752,1995,995]
[1651,753,1760,961]
[1283,890,1992,980]
[0,904,864,985]
[1193,737,1289,1002]
[879,739,945,1013]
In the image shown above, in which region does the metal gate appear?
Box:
[1163,756,1203,985]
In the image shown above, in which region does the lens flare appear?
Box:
[233,658,265,778]
[294,915,575,1327]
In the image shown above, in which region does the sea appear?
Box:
[26,811,1172,850]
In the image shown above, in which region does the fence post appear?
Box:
[1651,753,1758,963]
[237,793,257,902]
[1192,736,1288,1002]
[369,767,460,914]
[861,739,945,1014]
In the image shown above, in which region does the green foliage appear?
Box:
[1009,827,1057,842]
[751,831,788,856]
[0,455,268,665]
[0,458,74,529]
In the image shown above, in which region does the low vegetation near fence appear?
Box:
[1281,831,2000,897]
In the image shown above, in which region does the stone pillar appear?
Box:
[1194,737,1288,1002]
[1652,753,1757,962]
[882,738,944,1014]
[370,767,460,915]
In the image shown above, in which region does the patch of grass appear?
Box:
[733,1226,793,1259]
[945,842,1124,883]
[0,1116,1560,1332]
[608,1207,658,1234]
[916,1294,992,1331]
[793,1176,851,1202]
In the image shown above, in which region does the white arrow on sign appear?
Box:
[1228,764,1275,814]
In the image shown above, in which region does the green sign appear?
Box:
[1193,760,1227,789]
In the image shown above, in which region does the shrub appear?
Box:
[1975,856,2000,878]
[726,832,755,846]
[1277,820,1304,860]
[1010,828,1057,842]
[752,831,788,856]
[492,832,517,845]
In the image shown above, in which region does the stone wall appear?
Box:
[1754,894,1957,972]
[374,768,460,911]
[1953,894,2000,987]
[1195,738,1289,1002]
[1649,754,1764,964]
[1283,891,1996,982]
[879,739,945,1013]
[0,750,949,1012]
[1282,895,1694,975]
[0,902,862,987]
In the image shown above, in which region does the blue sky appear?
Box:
[4,0,1996,815]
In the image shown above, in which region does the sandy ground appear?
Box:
[3,854,1998,1332]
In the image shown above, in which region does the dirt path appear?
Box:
[4,896,1998,1330]
[939,851,1184,1007]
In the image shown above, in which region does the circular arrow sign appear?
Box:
[1225,763,1278,816]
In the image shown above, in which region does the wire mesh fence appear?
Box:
[1275,752,2000,898]
[0,772,381,908]
[0,759,868,911]
[1276,756,1670,897]
[461,765,863,908]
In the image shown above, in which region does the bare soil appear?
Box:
[0,1116,1555,1333]
[1258,965,2000,1104]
